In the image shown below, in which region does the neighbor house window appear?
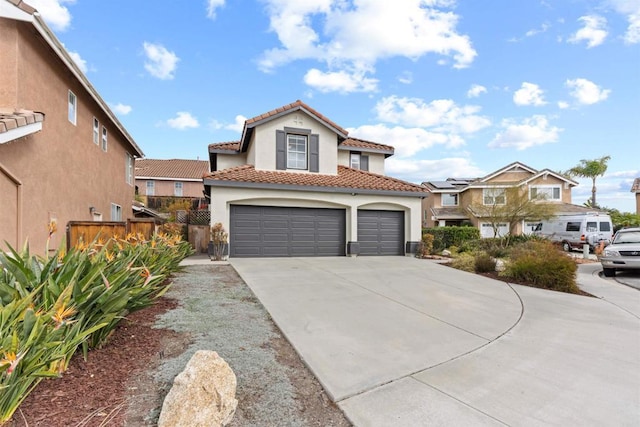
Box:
[101,127,108,152]
[441,193,458,206]
[350,153,361,169]
[125,153,134,185]
[530,186,561,201]
[111,203,122,221]
[93,118,99,144]
[146,180,155,195]
[287,134,307,170]
[483,188,506,205]
[174,182,183,197]
[68,90,77,125]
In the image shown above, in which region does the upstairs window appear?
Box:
[68,90,77,125]
[287,134,307,170]
[442,193,459,206]
[101,127,108,152]
[530,186,561,201]
[111,203,122,221]
[483,188,506,205]
[93,118,99,144]
[125,153,134,185]
[174,181,183,197]
[146,180,155,196]
[350,153,361,169]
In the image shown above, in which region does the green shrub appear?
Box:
[450,253,476,272]
[503,240,578,293]
[474,252,497,273]
[424,226,480,252]
[416,233,435,258]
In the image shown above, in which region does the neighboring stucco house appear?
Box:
[422,162,580,237]
[0,1,144,253]
[632,178,640,215]
[135,159,209,210]
[204,100,427,257]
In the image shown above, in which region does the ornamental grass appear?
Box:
[0,231,193,423]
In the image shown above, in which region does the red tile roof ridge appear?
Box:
[245,100,349,136]
[135,158,209,179]
[209,140,241,150]
[342,137,394,152]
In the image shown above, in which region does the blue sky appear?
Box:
[31,0,639,212]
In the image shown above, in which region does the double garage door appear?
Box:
[229,205,404,257]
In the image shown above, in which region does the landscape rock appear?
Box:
[158,350,238,427]
[495,258,506,272]
[442,249,452,257]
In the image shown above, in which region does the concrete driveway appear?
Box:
[231,257,640,426]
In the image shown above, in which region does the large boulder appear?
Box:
[158,350,238,427]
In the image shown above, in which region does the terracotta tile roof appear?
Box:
[632,178,640,193]
[135,159,209,180]
[204,165,428,195]
[209,141,241,152]
[0,108,44,134]
[245,100,349,136]
[6,0,36,14]
[340,137,394,154]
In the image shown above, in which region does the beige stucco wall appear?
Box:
[136,179,203,198]
[0,19,137,254]
[217,152,247,170]
[337,150,385,175]
[209,186,423,253]
[251,112,339,174]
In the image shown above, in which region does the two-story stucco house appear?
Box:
[422,162,581,237]
[135,158,209,210]
[0,0,144,253]
[632,178,640,215]
[204,100,427,257]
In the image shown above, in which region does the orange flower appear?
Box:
[52,304,77,330]
[0,351,25,376]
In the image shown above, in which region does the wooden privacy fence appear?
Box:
[66,219,156,250]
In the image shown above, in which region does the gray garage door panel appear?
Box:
[230,205,346,257]
[357,210,404,256]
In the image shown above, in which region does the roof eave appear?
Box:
[0,122,42,144]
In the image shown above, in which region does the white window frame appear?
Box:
[68,90,77,125]
[441,193,459,207]
[287,134,308,170]
[174,181,183,197]
[530,185,561,201]
[146,180,155,196]
[110,203,122,221]
[350,152,361,169]
[93,117,99,144]
[125,153,134,185]
[101,127,108,152]
[483,188,506,205]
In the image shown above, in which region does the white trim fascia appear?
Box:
[0,1,32,20]
[521,170,577,186]
[480,162,537,182]
[135,176,203,182]
[0,122,42,144]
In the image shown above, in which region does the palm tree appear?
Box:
[567,155,611,208]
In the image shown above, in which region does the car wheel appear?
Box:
[602,268,616,277]
[562,242,571,252]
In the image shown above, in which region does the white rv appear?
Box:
[534,212,613,252]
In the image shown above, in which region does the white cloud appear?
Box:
[258,0,477,89]
[489,115,562,150]
[206,0,225,19]
[226,115,246,132]
[143,42,179,80]
[111,103,132,115]
[568,15,608,48]
[513,82,547,106]
[467,84,487,98]
[525,22,550,37]
[28,0,75,31]
[398,71,413,85]
[167,112,199,130]
[304,68,378,93]
[607,0,640,44]
[374,95,491,134]
[565,78,611,105]
[348,123,465,158]
[557,101,570,109]
[67,50,87,73]
[385,157,485,184]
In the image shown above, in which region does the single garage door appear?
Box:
[357,210,404,256]
[229,205,346,257]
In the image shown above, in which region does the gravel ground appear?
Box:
[140,264,350,426]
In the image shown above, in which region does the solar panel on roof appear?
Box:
[430,181,456,189]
